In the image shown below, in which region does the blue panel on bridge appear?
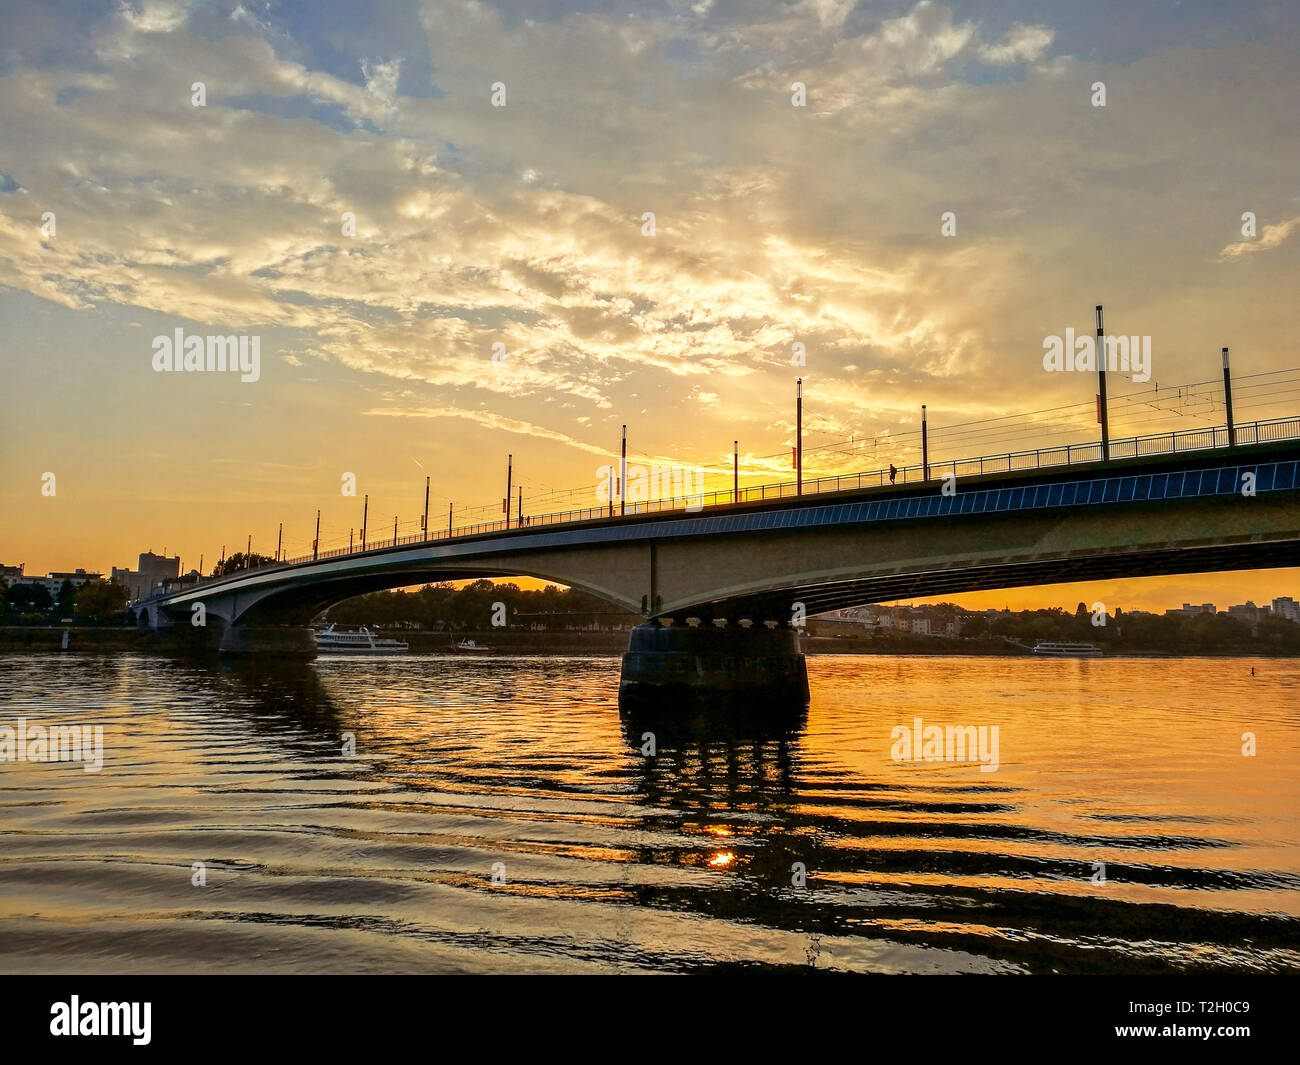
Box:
[515,458,1300,550]
[612,458,1299,544]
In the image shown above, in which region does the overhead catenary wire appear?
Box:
[206,365,1300,568]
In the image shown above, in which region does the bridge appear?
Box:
[131,409,1300,704]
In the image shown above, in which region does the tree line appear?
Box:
[0,579,130,625]
[325,580,637,631]
[910,602,1300,654]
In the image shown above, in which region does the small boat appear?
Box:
[315,623,409,654]
[1032,640,1103,657]
[449,638,494,654]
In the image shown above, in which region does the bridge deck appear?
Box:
[143,425,1300,617]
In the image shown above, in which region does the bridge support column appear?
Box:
[218,625,317,659]
[619,622,809,709]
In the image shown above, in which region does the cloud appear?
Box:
[1,0,1297,488]
[979,24,1054,66]
[117,0,189,35]
[361,57,402,108]
[857,1,977,78]
[363,404,621,459]
[1219,215,1300,260]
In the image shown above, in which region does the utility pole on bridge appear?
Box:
[313,510,320,560]
[922,404,929,480]
[1096,305,1111,461]
[422,476,430,540]
[796,379,803,495]
[1222,347,1236,447]
[505,454,513,529]
[361,494,368,549]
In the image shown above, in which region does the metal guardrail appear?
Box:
[151,414,1300,601]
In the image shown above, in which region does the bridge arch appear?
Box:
[171,562,637,630]
[132,602,160,628]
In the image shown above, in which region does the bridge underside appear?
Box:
[184,527,1300,628]
[699,525,1300,620]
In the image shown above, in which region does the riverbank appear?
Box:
[0,626,158,652]
[375,629,631,655]
[1,626,1292,657]
[800,633,1025,655]
[0,626,634,655]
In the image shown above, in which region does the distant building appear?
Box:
[7,568,103,595]
[0,563,23,582]
[1271,597,1299,623]
[1165,602,1215,617]
[813,608,873,627]
[160,569,202,593]
[1227,601,1265,626]
[111,552,181,601]
[8,575,61,594]
[49,569,104,586]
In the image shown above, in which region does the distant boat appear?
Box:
[449,638,494,654]
[315,624,408,654]
[1032,640,1103,657]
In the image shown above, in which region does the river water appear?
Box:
[1,652,1297,974]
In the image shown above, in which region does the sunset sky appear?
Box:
[2,0,1298,613]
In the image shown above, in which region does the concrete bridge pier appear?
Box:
[217,625,318,659]
[619,620,809,709]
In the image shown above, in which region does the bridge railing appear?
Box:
[164,414,1300,597]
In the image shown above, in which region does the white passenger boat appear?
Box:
[315,624,409,653]
[1032,640,1103,657]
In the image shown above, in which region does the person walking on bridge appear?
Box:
[889,463,897,484]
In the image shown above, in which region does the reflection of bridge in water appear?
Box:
[133,414,1300,705]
